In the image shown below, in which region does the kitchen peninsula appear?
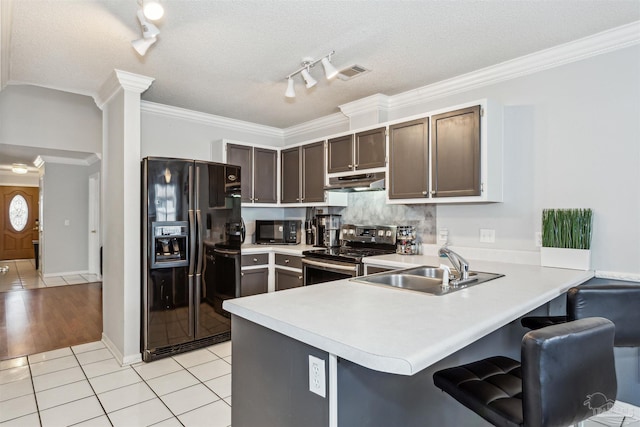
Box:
[223,255,594,427]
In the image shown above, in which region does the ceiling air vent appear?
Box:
[337,65,370,81]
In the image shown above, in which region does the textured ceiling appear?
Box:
[1,1,638,143]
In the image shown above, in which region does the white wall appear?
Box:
[141,106,284,162]
[0,85,101,152]
[0,170,39,187]
[41,163,90,275]
[382,46,639,275]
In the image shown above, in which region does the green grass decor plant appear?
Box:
[542,209,593,250]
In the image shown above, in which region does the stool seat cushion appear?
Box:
[433,356,523,427]
[520,315,567,330]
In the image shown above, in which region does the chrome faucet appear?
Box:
[438,246,470,281]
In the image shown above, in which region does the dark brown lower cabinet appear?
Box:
[275,268,303,291]
[240,268,268,296]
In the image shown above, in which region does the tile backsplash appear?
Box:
[333,191,437,244]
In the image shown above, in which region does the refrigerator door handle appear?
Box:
[188,210,196,276]
[188,274,195,337]
[196,209,204,275]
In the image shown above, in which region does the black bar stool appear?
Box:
[521,282,640,347]
[433,318,617,427]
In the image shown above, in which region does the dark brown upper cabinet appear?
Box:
[253,148,277,203]
[280,146,300,203]
[388,118,429,199]
[327,135,353,173]
[327,128,386,174]
[355,127,386,170]
[431,105,481,198]
[281,142,326,204]
[227,144,277,204]
[301,141,325,203]
[226,144,253,203]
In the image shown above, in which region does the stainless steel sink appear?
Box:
[351,265,503,296]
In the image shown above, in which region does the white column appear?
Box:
[95,70,154,364]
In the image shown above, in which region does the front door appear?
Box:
[0,186,39,260]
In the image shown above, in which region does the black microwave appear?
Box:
[255,220,301,245]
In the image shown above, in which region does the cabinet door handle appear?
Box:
[284,259,290,263]
[254,198,258,201]
[298,276,303,280]
[296,198,300,201]
[253,258,258,262]
[241,272,244,277]
[354,164,359,168]
[348,164,353,168]
[422,190,428,196]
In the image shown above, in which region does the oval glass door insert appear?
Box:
[9,194,28,232]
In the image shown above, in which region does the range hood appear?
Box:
[324,172,385,192]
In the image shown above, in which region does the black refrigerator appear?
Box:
[142,157,244,362]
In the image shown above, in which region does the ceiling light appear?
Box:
[132,9,160,56]
[142,0,164,20]
[285,78,296,98]
[300,68,317,89]
[12,163,28,174]
[321,57,339,79]
[283,50,338,98]
[132,37,157,56]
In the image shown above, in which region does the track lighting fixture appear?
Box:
[132,8,160,56]
[284,51,338,98]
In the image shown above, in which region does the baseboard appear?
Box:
[42,270,90,278]
[102,333,142,366]
[595,270,640,282]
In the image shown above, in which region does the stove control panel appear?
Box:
[340,224,397,245]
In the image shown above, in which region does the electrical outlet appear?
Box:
[479,229,495,243]
[535,232,542,247]
[308,355,326,398]
[438,228,449,242]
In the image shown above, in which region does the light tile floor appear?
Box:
[1,338,637,426]
[0,259,100,293]
[0,341,232,427]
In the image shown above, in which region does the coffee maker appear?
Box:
[315,214,341,247]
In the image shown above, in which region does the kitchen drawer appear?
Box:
[241,253,269,267]
[274,253,303,269]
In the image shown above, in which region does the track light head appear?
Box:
[132,9,160,56]
[143,0,164,20]
[132,37,157,56]
[285,77,296,98]
[301,68,317,89]
[321,57,339,80]
[136,9,160,38]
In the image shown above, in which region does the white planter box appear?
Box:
[540,247,591,270]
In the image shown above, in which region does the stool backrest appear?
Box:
[568,283,640,347]
[522,317,617,427]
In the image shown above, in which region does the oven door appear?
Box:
[302,257,361,286]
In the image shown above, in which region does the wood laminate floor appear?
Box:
[0,283,102,360]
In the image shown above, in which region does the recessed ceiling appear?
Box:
[4,0,640,131]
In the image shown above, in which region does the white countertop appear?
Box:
[224,254,594,376]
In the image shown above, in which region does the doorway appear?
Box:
[88,173,101,278]
[0,186,39,261]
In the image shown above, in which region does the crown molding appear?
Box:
[388,21,640,111]
[140,100,284,139]
[95,69,154,109]
[282,112,349,140]
[36,154,100,167]
[338,93,391,118]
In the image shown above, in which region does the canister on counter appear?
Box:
[396,225,418,255]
